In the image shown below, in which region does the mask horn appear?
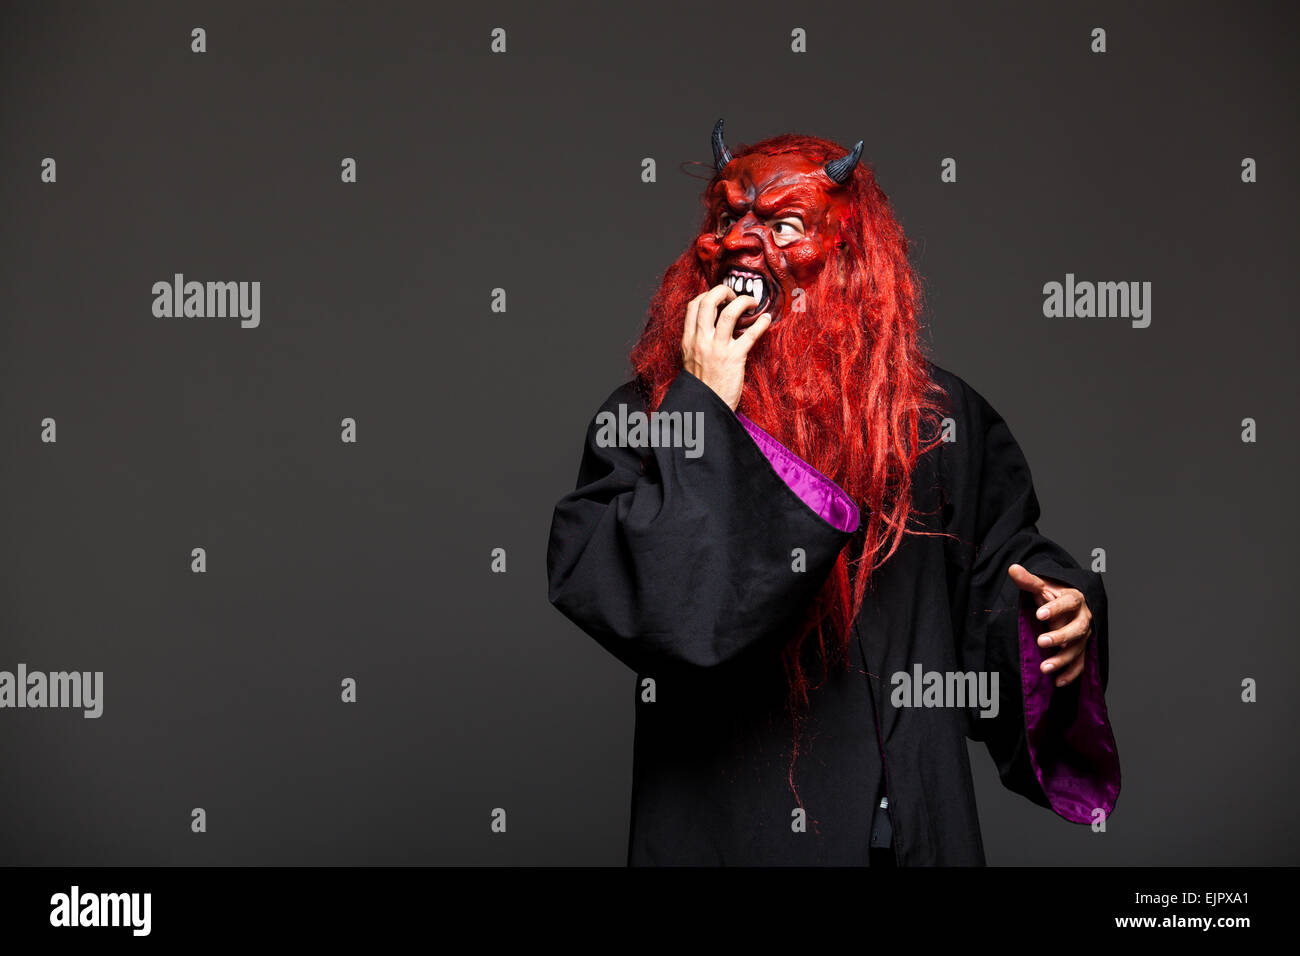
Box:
[711,118,733,174]
[824,140,864,184]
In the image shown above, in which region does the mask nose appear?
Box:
[721,214,764,253]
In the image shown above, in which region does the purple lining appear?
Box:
[1018,595,1121,823]
[735,412,860,533]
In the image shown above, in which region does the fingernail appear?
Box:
[1042,661,1055,672]
[1037,636,1052,647]
[1037,607,1048,619]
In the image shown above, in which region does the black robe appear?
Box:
[546,363,1120,865]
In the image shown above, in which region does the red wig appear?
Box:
[629,130,951,796]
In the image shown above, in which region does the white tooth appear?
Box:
[744,278,753,294]
[752,278,764,302]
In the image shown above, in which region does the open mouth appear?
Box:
[722,266,777,326]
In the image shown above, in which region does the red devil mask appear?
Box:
[694,119,864,328]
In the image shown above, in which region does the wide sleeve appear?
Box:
[546,370,859,674]
[942,374,1121,824]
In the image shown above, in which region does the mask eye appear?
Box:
[717,213,735,233]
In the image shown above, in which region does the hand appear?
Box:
[1008,563,1093,688]
[681,283,772,411]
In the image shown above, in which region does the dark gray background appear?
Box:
[1,0,1296,865]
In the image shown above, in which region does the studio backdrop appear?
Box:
[1,0,1296,865]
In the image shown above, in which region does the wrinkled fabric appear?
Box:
[736,411,860,533]
[547,363,1121,865]
[1019,599,1121,823]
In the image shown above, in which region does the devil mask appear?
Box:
[694,119,864,328]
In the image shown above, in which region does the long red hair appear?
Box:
[630,132,951,793]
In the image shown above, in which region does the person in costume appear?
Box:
[547,119,1120,866]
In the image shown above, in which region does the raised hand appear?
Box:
[681,283,772,411]
[1008,563,1093,687]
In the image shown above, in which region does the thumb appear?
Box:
[1008,563,1050,598]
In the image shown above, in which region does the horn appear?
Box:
[711,118,733,174]
[824,139,864,184]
